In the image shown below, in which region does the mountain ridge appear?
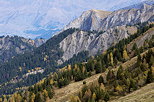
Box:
[0,36,45,63]
[63,9,111,31]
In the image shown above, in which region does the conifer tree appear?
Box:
[109,52,114,66]
[98,75,105,84]
[132,43,137,50]
[116,49,122,61]
[149,56,154,67]
[46,86,54,99]
[92,93,96,101]
[117,65,124,80]
[30,93,35,102]
[95,61,102,74]
[34,93,44,102]
[123,49,129,61]
[83,89,92,102]
[129,79,137,91]
[136,54,142,66]
[107,70,115,82]
[104,92,110,102]
[147,68,154,83]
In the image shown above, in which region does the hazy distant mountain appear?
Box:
[121,0,154,10]
[0,36,45,63]
[0,0,145,39]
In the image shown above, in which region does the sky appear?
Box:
[0,0,146,39]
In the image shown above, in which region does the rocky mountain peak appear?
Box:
[63,9,111,31]
[142,3,153,10]
[58,3,154,63]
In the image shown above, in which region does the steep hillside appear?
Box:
[0,36,45,63]
[59,26,137,62]
[111,82,154,102]
[127,26,154,52]
[0,28,78,95]
[50,27,154,102]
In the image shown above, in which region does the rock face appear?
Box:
[64,10,111,31]
[64,4,154,31]
[100,4,154,31]
[58,3,154,62]
[0,36,45,62]
[60,26,137,62]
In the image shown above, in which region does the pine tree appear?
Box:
[15,93,22,102]
[83,89,92,102]
[109,52,114,66]
[98,75,105,84]
[94,87,104,101]
[70,96,81,102]
[95,61,102,74]
[140,63,148,72]
[126,78,130,92]
[104,92,110,102]
[34,93,44,102]
[43,89,49,101]
[123,49,129,61]
[129,79,137,91]
[136,54,142,67]
[107,70,115,82]
[9,96,15,102]
[92,93,96,101]
[114,57,118,66]
[86,59,95,71]
[82,85,88,96]
[117,65,124,80]
[149,56,154,67]
[30,93,35,102]
[116,49,122,61]
[132,43,137,50]
[46,86,54,99]
[147,68,154,83]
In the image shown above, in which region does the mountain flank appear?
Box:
[0,36,45,63]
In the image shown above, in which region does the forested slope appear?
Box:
[0,24,153,102]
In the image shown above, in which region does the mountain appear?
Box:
[1,23,154,102]
[59,4,153,62]
[65,3,154,31]
[0,36,45,63]
[59,26,137,63]
[121,0,154,10]
[0,2,153,96]
[0,0,144,39]
[63,10,111,31]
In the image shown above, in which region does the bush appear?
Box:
[83,81,86,85]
